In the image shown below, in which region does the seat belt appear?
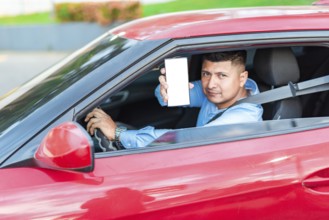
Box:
[236,75,329,106]
[206,75,329,124]
[207,108,229,124]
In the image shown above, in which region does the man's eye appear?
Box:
[202,72,210,77]
[219,73,227,78]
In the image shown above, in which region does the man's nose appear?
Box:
[207,75,217,88]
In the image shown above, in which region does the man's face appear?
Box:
[201,60,247,109]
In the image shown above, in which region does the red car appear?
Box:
[1,5,329,219]
[313,0,329,5]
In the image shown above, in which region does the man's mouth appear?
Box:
[207,90,221,97]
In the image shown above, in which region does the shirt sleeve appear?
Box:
[154,80,205,107]
[120,126,170,148]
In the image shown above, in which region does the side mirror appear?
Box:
[35,122,94,172]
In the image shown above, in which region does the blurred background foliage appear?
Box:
[55,1,141,25]
[0,0,316,25]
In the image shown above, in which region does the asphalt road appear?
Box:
[0,51,69,97]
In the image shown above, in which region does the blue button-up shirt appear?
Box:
[120,78,263,148]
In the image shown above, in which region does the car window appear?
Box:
[0,34,137,137]
[150,117,329,149]
[80,45,329,153]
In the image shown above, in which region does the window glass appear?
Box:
[0,35,137,136]
[86,45,329,152]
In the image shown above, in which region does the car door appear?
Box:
[1,121,329,219]
[80,120,329,219]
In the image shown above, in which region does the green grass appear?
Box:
[0,0,316,25]
[0,12,55,25]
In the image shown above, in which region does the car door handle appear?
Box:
[102,90,129,107]
[110,91,129,104]
[303,176,329,188]
[303,168,329,192]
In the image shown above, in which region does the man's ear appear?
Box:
[240,70,248,87]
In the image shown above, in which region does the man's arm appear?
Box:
[85,108,170,149]
[121,102,263,148]
[120,126,169,148]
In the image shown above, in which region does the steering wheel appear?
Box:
[93,129,117,152]
[93,122,134,152]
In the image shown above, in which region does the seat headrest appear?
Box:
[254,48,300,86]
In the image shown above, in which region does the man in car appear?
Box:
[85,50,263,150]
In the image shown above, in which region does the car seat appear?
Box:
[296,46,329,117]
[253,47,303,120]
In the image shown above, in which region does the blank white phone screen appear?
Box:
[165,57,190,107]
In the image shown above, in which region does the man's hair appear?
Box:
[203,50,247,67]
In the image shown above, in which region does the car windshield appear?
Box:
[0,34,137,136]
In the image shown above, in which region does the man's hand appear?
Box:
[158,68,194,103]
[85,108,117,140]
[159,68,169,103]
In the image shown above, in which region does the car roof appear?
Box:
[313,0,329,5]
[111,6,329,41]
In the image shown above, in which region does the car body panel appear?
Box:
[313,0,329,5]
[111,7,329,40]
[1,125,329,219]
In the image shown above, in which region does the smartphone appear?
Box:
[165,57,190,107]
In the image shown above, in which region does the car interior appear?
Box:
[79,45,329,152]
